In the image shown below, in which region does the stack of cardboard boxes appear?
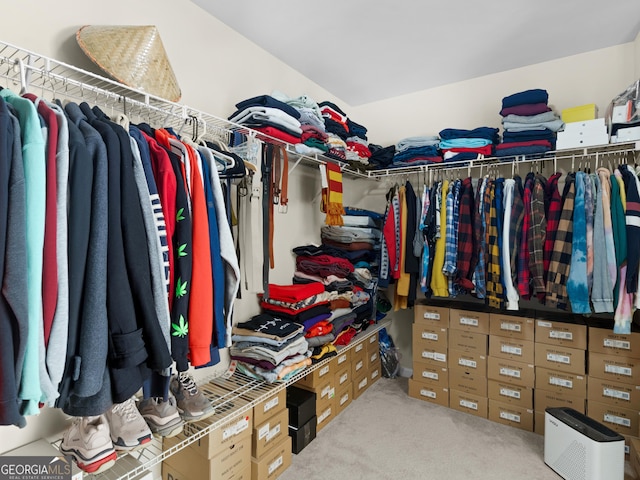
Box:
[448,308,490,419]
[586,321,640,459]
[162,382,293,480]
[533,316,588,435]
[408,305,450,407]
[487,312,536,431]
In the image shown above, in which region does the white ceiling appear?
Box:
[192,0,640,107]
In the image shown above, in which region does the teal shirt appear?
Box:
[0,89,46,416]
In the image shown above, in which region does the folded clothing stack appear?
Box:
[367,143,396,170]
[497,88,564,158]
[391,136,442,167]
[228,94,303,144]
[271,90,329,156]
[231,313,312,383]
[345,118,371,165]
[438,127,500,163]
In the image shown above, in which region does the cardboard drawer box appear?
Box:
[367,333,379,352]
[316,397,336,433]
[414,304,450,328]
[335,349,351,370]
[413,323,448,353]
[448,329,488,355]
[334,364,351,391]
[335,383,352,417]
[534,388,585,414]
[352,372,370,401]
[488,379,533,409]
[489,336,534,364]
[353,340,367,357]
[535,318,587,349]
[369,363,381,385]
[253,388,286,427]
[295,359,334,389]
[587,376,640,409]
[408,378,449,407]
[534,343,586,375]
[252,407,289,461]
[163,435,251,480]
[352,347,368,378]
[489,400,534,432]
[448,366,488,397]
[413,360,449,388]
[588,352,640,385]
[162,463,251,480]
[489,313,535,341]
[286,385,316,428]
[165,412,252,459]
[449,309,490,334]
[487,356,535,388]
[289,415,316,455]
[449,389,488,418]
[588,324,640,359]
[414,346,448,366]
[586,400,640,437]
[250,436,292,480]
[448,349,487,376]
[535,367,587,397]
[368,348,381,372]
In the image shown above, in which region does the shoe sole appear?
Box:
[155,422,185,438]
[179,407,216,424]
[112,434,152,451]
[60,446,117,474]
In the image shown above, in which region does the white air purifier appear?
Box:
[544,407,625,480]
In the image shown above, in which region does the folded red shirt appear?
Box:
[267,282,325,303]
[254,126,301,144]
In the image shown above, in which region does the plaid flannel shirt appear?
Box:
[509,176,525,288]
[443,181,457,276]
[518,173,534,298]
[543,173,562,274]
[529,175,547,299]
[474,177,491,299]
[546,175,575,310]
[456,177,475,292]
[486,180,504,309]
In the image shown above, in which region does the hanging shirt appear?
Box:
[610,172,627,310]
[529,174,547,301]
[486,180,504,309]
[394,185,409,310]
[567,171,590,314]
[456,177,475,292]
[419,184,431,292]
[473,177,489,298]
[431,180,449,297]
[584,173,595,296]
[509,175,524,297]
[591,173,614,313]
[597,168,617,290]
[518,173,534,299]
[545,175,575,311]
[502,178,519,310]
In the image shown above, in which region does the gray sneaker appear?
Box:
[170,372,215,423]
[138,393,185,438]
[105,398,153,451]
[59,415,117,474]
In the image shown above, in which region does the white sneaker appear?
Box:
[60,415,117,474]
[105,398,153,451]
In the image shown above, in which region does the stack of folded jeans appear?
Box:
[439,127,500,163]
[497,88,564,158]
[228,94,303,144]
[230,313,312,383]
[391,136,442,167]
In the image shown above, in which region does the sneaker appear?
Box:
[105,398,153,451]
[170,372,215,423]
[60,415,117,474]
[138,392,185,438]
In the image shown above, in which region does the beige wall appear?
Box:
[353,43,637,145]
[0,0,637,449]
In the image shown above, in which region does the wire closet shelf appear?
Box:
[0,40,371,178]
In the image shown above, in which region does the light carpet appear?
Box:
[279,376,636,480]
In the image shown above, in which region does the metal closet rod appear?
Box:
[365,142,640,180]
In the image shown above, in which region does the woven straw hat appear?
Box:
[76,25,181,102]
